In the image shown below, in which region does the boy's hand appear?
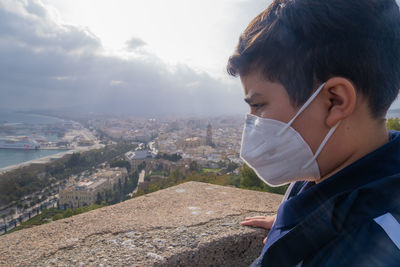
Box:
[240,215,276,244]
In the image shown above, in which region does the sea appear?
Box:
[0,110,67,169]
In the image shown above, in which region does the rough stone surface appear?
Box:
[0,182,282,266]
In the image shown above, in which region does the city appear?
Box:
[0,114,250,234]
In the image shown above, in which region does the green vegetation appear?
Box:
[7,162,286,235]
[239,164,288,194]
[387,117,400,131]
[155,152,182,162]
[137,161,146,171]
[134,164,288,197]
[202,168,222,173]
[7,204,104,234]
[8,169,139,234]
[95,170,140,205]
[150,171,169,176]
[226,161,239,172]
[110,159,131,172]
[0,142,136,206]
[189,160,200,172]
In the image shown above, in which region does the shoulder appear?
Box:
[304,212,400,267]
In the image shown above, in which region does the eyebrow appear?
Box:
[244,93,262,104]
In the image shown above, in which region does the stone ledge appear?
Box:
[0,182,282,266]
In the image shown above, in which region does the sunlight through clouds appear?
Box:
[0,0,254,115]
[41,0,270,77]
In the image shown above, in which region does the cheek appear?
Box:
[259,106,297,124]
[292,106,329,154]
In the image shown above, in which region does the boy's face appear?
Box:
[241,71,297,123]
[240,70,330,162]
[240,69,388,181]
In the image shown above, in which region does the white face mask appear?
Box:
[240,82,341,187]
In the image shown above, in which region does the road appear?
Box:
[0,198,58,235]
[139,169,145,183]
[129,170,145,196]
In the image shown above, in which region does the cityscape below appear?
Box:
[0,110,246,234]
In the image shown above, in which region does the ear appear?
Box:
[323,77,357,127]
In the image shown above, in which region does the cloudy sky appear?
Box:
[1,0,270,116]
[1,0,400,116]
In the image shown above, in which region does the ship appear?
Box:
[0,136,40,150]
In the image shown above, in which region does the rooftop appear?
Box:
[126,150,155,160]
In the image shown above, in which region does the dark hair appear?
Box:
[227,0,400,118]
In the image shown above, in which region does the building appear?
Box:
[177,137,202,149]
[58,167,128,209]
[206,123,213,146]
[125,150,156,170]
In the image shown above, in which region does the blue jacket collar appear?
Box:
[274,130,400,229]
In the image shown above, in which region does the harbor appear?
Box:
[0,142,104,175]
[0,111,104,173]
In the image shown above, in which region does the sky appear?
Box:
[1,0,400,116]
[41,0,266,76]
[0,0,270,116]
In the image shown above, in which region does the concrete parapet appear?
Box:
[0,182,282,266]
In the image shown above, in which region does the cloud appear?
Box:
[0,0,247,116]
[0,0,100,53]
[125,37,147,51]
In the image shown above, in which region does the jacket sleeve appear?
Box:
[304,212,400,267]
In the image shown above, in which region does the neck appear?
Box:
[318,118,389,183]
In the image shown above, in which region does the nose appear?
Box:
[250,109,264,118]
[249,108,260,116]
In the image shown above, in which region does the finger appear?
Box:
[242,218,271,224]
[242,218,275,229]
[245,216,276,225]
[263,236,268,244]
[240,219,270,228]
[244,216,267,220]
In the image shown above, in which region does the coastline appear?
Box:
[0,143,105,175]
[0,111,103,175]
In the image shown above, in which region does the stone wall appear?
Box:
[0,182,282,266]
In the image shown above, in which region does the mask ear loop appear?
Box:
[303,120,341,169]
[277,82,327,136]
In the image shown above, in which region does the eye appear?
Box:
[250,103,265,110]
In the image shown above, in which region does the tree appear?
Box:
[66,153,81,168]
[170,170,183,184]
[239,164,264,188]
[154,162,164,172]
[118,178,122,193]
[130,171,139,190]
[217,160,226,168]
[387,117,400,131]
[189,161,199,172]
[110,160,131,172]
[137,161,146,172]
[123,178,129,195]
[1,214,7,226]
[16,202,23,210]
[105,189,112,203]
[9,208,16,216]
[95,192,103,205]
[156,153,182,162]
[226,161,239,172]
[239,164,289,194]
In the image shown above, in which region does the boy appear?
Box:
[227,0,400,266]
